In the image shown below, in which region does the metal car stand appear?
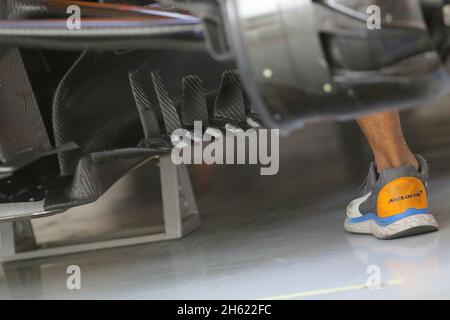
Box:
[0,154,200,262]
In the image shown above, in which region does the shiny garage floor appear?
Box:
[1,99,450,300]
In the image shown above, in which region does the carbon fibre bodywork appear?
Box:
[2,0,450,220]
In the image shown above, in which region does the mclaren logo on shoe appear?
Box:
[388,190,423,204]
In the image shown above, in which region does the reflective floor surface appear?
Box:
[1,100,450,299]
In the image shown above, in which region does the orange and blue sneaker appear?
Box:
[344,155,438,239]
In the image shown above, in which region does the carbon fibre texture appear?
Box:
[182,75,209,128]
[129,69,163,139]
[53,51,146,176]
[44,148,167,211]
[53,49,233,178]
[213,69,247,124]
[0,47,51,164]
[0,0,48,20]
[42,49,233,210]
[151,70,182,134]
[0,0,259,215]
[1,47,251,213]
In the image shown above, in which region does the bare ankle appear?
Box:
[375,154,419,172]
[375,147,419,172]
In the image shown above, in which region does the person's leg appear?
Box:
[344,111,438,239]
[357,111,418,172]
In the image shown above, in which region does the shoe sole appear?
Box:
[344,214,438,240]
